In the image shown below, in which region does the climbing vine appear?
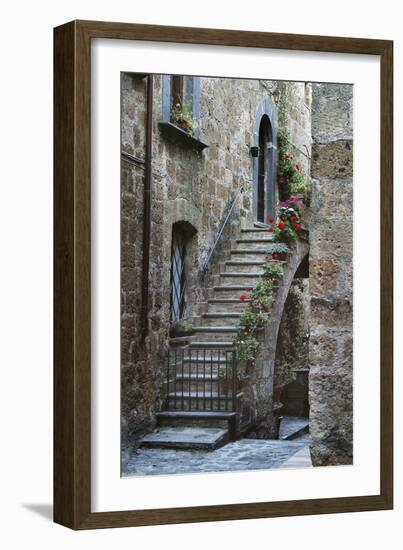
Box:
[234,263,283,363]
[277,127,310,201]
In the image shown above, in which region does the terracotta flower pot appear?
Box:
[177,118,190,131]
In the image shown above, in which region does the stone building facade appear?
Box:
[309,83,353,465]
[121,73,352,466]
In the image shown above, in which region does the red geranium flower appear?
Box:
[291,215,297,222]
[240,295,247,301]
[294,223,302,232]
[266,216,275,223]
[268,227,273,232]
[278,221,285,230]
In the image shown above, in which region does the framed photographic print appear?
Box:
[54,20,393,529]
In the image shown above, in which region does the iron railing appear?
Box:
[165,348,238,412]
[202,186,244,274]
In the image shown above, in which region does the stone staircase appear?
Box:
[139,227,283,451]
[191,227,276,346]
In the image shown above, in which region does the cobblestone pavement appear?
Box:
[123,434,311,477]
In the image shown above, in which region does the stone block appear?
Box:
[311,140,353,178]
[311,83,353,143]
[310,258,340,295]
[310,297,352,327]
[309,218,353,259]
[309,333,338,366]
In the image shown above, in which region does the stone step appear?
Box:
[192,326,238,342]
[201,312,241,326]
[139,427,228,450]
[241,227,271,233]
[189,341,234,349]
[279,416,310,441]
[219,272,264,285]
[225,259,265,267]
[167,391,237,405]
[230,249,270,261]
[239,229,274,240]
[169,359,233,373]
[207,298,250,313]
[225,260,284,273]
[211,285,256,299]
[173,355,233,364]
[170,376,222,393]
[236,237,274,245]
[203,312,241,319]
[193,325,238,333]
[168,367,230,382]
[156,411,237,433]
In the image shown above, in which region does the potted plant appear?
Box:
[266,242,290,262]
[171,102,198,136]
[169,319,195,338]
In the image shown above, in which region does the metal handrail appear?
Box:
[202,185,244,274]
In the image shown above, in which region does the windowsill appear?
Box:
[158,121,209,151]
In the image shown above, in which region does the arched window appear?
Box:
[170,222,197,322]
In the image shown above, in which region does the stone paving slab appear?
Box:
[124,435,312,477]
[139,427,228,450]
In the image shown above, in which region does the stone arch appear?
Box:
[247,238,309,436]
[252,98,278,222]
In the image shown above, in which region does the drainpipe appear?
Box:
[141,74,153,339]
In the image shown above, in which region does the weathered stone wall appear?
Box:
[121,75,313,451]
[309,83,353,465]
[277,81,312,173]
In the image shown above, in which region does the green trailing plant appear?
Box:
[171,101,198,136]
[234,269,283,364]
[274,358,297,388]
[261,262,283,281]
[277,128,310,201]
[169,319,195,338]
[234,333,259,363]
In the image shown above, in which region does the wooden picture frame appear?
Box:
[54,20,393,529]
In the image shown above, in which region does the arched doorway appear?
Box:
[252,99,277,224]
[257,116,273,222]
